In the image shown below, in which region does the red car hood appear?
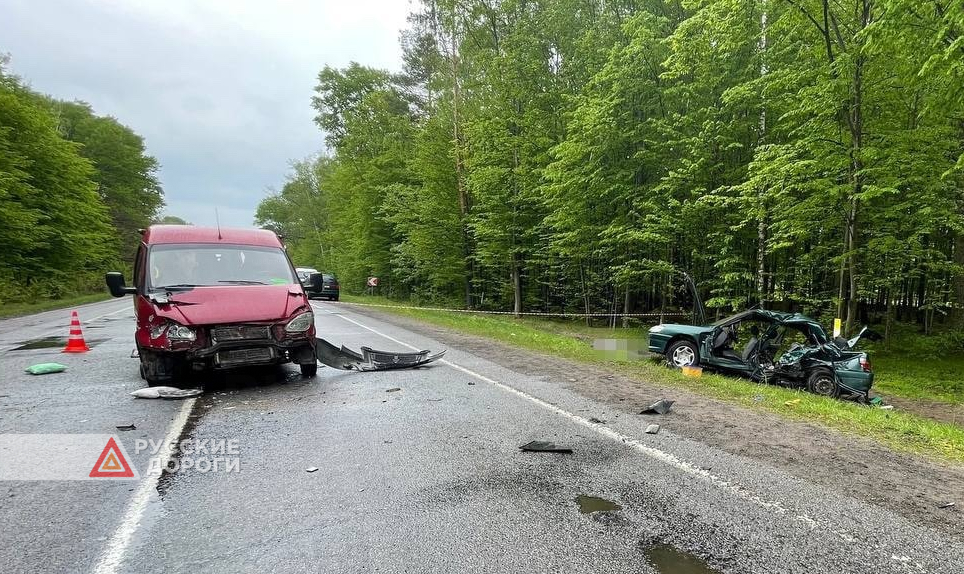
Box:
[153,284,308,325]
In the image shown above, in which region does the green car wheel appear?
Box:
[807,369,840,398]
[667,340,699,368]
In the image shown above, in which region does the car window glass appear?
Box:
[149,244,297,288]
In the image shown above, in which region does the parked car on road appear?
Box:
[295,267,318,283]
[304,272,339,301]
[648,274,880,400]
[106,225,318,386]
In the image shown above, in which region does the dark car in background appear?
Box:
[304,272,339,301]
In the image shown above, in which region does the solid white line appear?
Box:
[91,398,197,574]
[319,304,848,536]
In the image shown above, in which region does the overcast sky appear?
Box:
[1,0,411,226]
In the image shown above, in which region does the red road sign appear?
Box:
[367,277,379,287]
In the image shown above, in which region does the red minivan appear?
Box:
[106,225,317,386]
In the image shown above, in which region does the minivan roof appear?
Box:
[143,225,283,248]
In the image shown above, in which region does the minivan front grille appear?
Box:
[211,325,271,343]
[216,347,274,366]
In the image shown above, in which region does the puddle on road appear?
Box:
[644,544,721,574]
[575,495,622,514]
[11,337,66,350]
[10,336,106,351]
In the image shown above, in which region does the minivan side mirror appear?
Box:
[106,272,136,297]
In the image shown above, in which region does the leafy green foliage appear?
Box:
[0,61,163,303]
[261,0,964,332]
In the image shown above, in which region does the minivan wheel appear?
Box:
[300,362,318,377]
[140,350,188,387]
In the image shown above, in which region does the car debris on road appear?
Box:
[640,399,674,415]
[315,338,445,371]
[130,386,203,399]
[519,440,573,453]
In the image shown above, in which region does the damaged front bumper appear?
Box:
[315,338,445,371]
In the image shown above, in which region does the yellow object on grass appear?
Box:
[681,366,703,377]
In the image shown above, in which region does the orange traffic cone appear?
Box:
[62,310,90,353]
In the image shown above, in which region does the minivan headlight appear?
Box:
[285,311,314,333]
[150,322,196,341]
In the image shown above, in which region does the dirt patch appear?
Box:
[885,396,964,427]
[349,305,964,540]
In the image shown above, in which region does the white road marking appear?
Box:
[84,305,133,324]
[319,304,865,542]
[91,398,196,574]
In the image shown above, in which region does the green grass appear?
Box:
[0,292,113,319]
[872,354,964,404]
[341,294,964,463]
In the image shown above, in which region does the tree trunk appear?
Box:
[512,257,522,318]
[622,284,631,328]
[449,33,472,309]
[953,231,964,328]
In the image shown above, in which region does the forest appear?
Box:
[254,0,964,334]
[0,56,163,305]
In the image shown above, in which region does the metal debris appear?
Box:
[315,338,445,371]
[640,399,674,415]
[645,424,660,435]
[306,467,319,473]
[938,502,956,509]
[519,440,573,454]
[116,424,136,431]
[386,388,401,393]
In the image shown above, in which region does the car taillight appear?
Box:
[860,357,871,372]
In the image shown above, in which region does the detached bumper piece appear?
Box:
[315,338,445,371]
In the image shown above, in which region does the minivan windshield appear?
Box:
[148,244,298,290]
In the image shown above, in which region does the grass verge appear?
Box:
[0,292,113,319]
[341,294,964,463]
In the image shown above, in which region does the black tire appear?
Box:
[140,350,189,387]
[300,362,318,377]
[807,369,840,398]
[333,295,339,302]
[666,340,699,368]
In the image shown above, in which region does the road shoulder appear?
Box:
[342,303,964,540]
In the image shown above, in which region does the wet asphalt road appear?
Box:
[1,299,963,573]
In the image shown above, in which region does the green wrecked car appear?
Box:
[647,275,881,400]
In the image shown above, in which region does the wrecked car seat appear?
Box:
[742,325,760,361]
